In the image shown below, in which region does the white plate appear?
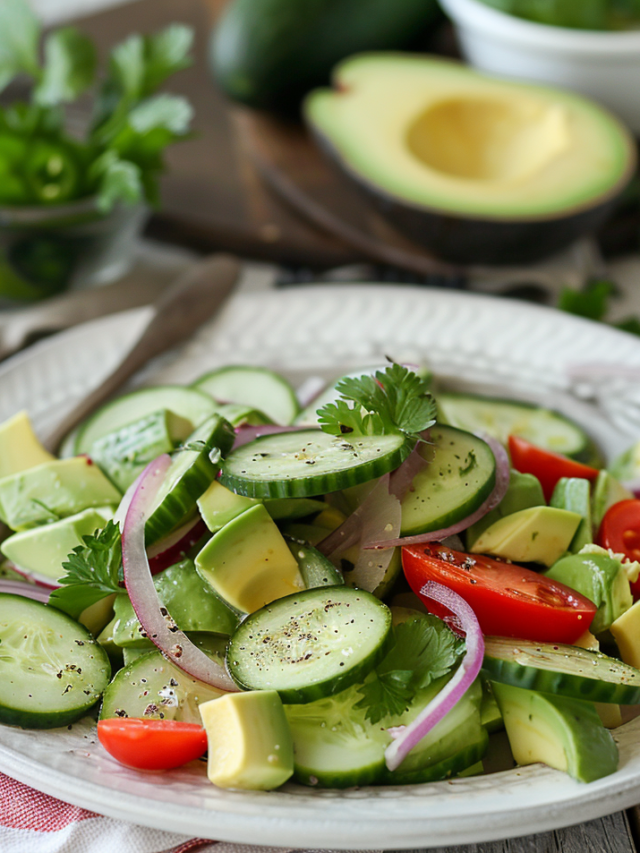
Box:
[2,284,640,850]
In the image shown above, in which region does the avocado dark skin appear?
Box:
[210,0,443,116]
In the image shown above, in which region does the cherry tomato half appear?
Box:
[97,719,208,770]
[598,499,640,599]
[402,543,596,643]
[508,435,599,502]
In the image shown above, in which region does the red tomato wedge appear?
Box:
[508,435,599,502]
[402,544,597,643]
[598,499,640,599]
[97,719,208,770]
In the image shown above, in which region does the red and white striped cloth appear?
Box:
[1,772,341,853]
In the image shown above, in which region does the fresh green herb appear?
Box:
[48,520,124,620]
[458,450,477,477]
[614,317,640,337]
[558,279,616,321]
[355,615,463,724]
[317,363,436,445]
[0,0,193,210]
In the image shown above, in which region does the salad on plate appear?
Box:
[1,362,640,790]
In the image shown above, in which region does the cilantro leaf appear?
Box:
[48,520,124,620]
[90,150,144,212]
[0,0,41,91]
[558,279,616,321]
[34,27,96,107]
[142,24,194,94]
[355,615,464,723]
[317,364,436,444]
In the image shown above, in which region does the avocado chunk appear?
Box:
[0,411,54,478]
[200,690,294,790]
[0,457,121,530]
[112,559,239,648]
[89,409,192,492]
[550,477,592,552]
[544,550,632,634]
[305,54,635,264]
[610,598,640,669]
[592,469,633,532]
[470,506,581,567]
[197,480,259,533]
[196,503,303,612]
[1,507,113,580]
[492,681,618,783]
[466,468,545,549]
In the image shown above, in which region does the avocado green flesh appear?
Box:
[492,681,618,783]
[306,54,633,219]
[467,469,544,549]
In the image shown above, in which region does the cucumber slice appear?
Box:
[0,594,111,728]
[550,477,592,553]
[100,639,226,724]
[400,425,496,536]
[220,430,410,499]
[483,637,640,704]
[285,537,344,589]
[438,392,597,463]
[193,366,299,425]
[227,587,393,703]
[73,386,219,455]
[145,415,235,545]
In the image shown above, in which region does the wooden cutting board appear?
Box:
[74,0,361,269]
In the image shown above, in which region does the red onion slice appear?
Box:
[147,517,207,575]
[384,581,484,772]
[348,474,401,593]
[8,564,60,590]
[122,455,238,692]
[232,424,310,450]
[365,435,510,550]
[0,580,51,603]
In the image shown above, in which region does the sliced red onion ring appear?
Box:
[365,435,510,550]
[318,433,431,558]
[8,564,60,590]
[122,455,238,692]
[232,424,310,450]
[0,580,51,603]
[147,517,207,575]
[348,474,401,593]
[384,581,484,772]
[296,375,328,408]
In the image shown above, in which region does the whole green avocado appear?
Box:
[210,0,442,113]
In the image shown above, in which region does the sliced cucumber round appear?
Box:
[400,425,496,536]
[73,386,220,455]
[227,587,393,703]
[145,415,235,545]
[193,366,300,425]
[437,392,598,464]
[100,639,227,724]
[220,430,410,499]
[0,594,111,728]
[483,637,640,704]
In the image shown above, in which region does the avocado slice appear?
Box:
[0,456,121,530]
[200,690,294,790]
[0,411,54,478]
[305,54,635,264]
[1,507,113,580]
[469,506,581,567]
[492,681,618,783]
[466,469,545,549]
[195,503,304,613]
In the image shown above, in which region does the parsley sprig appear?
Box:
[48,520,124,620]
[355,615,464,724]
[317,363,436,444]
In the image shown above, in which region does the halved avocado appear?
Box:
[305,54,635,264]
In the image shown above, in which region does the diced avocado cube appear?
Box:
[470,506,582,567]
[0,411,54,478]
[492,681,618,783]
[1,507,113,580]
[112,559,238,647]
[195,504,303,613]
[200,690,294,790]
[0,456,121,530]
[466,469,545,549]
[544,551,632,634]
[550,477,592,553]
[198,481,259,533]
[610,598,640,669]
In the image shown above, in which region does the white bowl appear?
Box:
[439,0,640,133]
